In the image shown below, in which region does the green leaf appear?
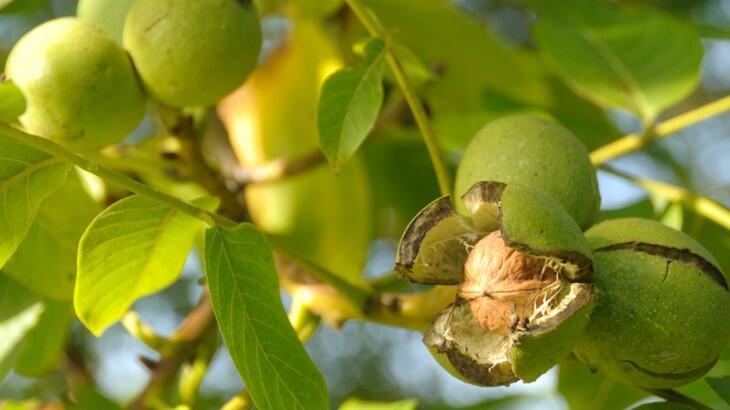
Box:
[558,361,647,410]
[684,210,730,278]
[318,38,386,172]
[533,0,702,121]
[0,275,44,381]
[363,0,546,112]
[339,398,417,410]
[4,173,100,300]
[707,377,730,405]
[422,396,526,410]
[67,387,121,410]
[75,195,217,336]
[659,201,684,231]
[0,81,25,121]
[0,0,15,11]
[14,299,71,377]
[362,133,439,237]
[0,134,70,269]
[0,0,47,15]
[205,224,328,410]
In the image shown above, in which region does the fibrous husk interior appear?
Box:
[459,231,568,335]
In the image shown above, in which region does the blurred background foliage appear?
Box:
[2,0,730,409]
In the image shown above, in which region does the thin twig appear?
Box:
[166,110,248,221]
[0,123,235,228]
[591,95,730,165]
[600,164,730,230]
[345,0,452,196]
[644,388,714,410]
[0,123,375,312]
[125,294,217,410]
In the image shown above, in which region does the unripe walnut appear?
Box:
[574,218,730,388]
[454,115,599,229]
[397,181,594,386]
[124,0,262,107]
[5,18,146,150]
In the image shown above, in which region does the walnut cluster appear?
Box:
[459,231,559,335]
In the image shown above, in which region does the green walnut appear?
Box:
[397,180,594,386]
[77,0,135,44]
[574,218,730,388]
[454,115,600,229]
[124,0,262,107]
[5,18,146,150]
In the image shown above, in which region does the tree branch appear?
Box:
[165,110,248,222]
[345,0,452,196]
[600,164,730,230]
[591,95,730,165]
[125,293,217,410]
[0,123,236,228]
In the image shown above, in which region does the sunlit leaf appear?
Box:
[75,195,217,336]
[0,275,43,381]
[533,0,702,121]
[422,396,526,410]
[14,299,71,377]
[660,202,684,231]
[0,134,70,268]
[558,361,647,410]
[339,398,417,410]
[205,223,328,410]
[0,81,25,121]
[318,38,385,172]
[4,173,100,300]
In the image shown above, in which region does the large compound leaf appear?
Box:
[4,174,100,300]
[0,134,70,268]
[75,195,216,335]
[205,224,328,410]
[0,275,43,381]
[318,38,385,172]
[533,0,702,121]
